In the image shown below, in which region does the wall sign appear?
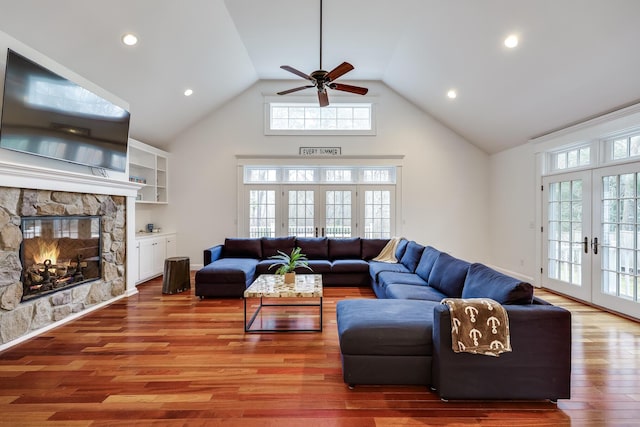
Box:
[299,147,341,156]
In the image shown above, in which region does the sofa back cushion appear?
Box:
[395,238,409,261]
[462,263,534,304]
[415,246,441,281]
[427,252,470,297]
[400,241,425,272]
[329,238,361,259]
[295,237,329,259]
[361,239,390,260]
[261,237,296,259]
[223,238,262,259]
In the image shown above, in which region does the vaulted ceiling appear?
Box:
[1,0,639,154]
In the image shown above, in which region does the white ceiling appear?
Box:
[1,0,639,154]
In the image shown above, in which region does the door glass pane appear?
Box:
[600,174,640,301]
[364,190,391,238]
[249,190,276,237]
[288,190,314,236]
[325,190,352,237]
[547,179,583,286]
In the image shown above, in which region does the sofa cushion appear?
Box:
[329,238,362,259]
[337,299,437,356]
[462,263,534,304]
[415,246,441,282]
[377,271,428,288]
[400,241,425,272]
[223,238,262,259]
[361,239,390,260]
[295,237,329,259]
[303,260,332,274]
[369,261,411,283]
[331,259,370,273]
[195,258,258,285]
[427,253,470,298]
[261,237,296,259]
[385,284,448,301]
[395,239,409,260]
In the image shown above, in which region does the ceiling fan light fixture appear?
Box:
[276,0,368,107]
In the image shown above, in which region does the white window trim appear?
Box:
[264,95,377,136]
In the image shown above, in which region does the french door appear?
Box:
[245,185,395,239]
[543,164,640,319]
[284,186,356,237]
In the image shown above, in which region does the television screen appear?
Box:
[0,49,130,172]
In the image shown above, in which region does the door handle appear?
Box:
[591,237,599,255]
[322,227,325,237]
[315,227,318,237]
[584,237,589,254]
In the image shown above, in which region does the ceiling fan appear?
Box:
[277,0,368,107]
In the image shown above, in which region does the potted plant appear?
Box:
[268,247,312,284]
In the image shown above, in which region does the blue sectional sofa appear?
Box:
[195,237,572,401]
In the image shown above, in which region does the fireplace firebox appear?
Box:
[20,216,102,302]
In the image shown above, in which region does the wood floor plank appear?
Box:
[1,275,639,426]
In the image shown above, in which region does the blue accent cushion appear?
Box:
[415,246,441,282]
[386,284,448,301]
[462,263,534,304]
[427,253,470,297]
[400,241,425,272]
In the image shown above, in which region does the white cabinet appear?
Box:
[128,138,169,204]
[135,233,177,283]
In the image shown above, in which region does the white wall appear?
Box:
[164,80,491,267]
[489,144,538,282]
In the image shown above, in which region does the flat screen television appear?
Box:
[0,49,130,172]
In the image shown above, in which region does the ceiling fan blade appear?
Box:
[325,62,354,82]
[277,85,315,95]
[329,83,369,95]
[318,90,329,107]
[280,65,313,81]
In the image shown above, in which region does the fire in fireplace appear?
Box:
[20,216,102,302]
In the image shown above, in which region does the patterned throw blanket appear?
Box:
[441,298,512,357]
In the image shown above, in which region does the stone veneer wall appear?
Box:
[0,187,126,345]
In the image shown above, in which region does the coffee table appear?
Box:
[243,274,323,332]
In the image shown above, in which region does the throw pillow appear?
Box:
[400,241,425,272]
[427,252,470,297]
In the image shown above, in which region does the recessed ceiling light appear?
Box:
[447,89,457,99]
[504,34,519,48]
[121,33,138,46]
[184,89,193,97]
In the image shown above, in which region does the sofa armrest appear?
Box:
[203,245,224,266]
[432,303,571,401]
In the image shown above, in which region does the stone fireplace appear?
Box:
[0,186,128,345]
[21,215,102,302]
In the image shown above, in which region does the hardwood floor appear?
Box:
[1,276,639,426]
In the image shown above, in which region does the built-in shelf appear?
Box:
[128,138,169,204]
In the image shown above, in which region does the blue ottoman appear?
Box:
[336,299,437,387]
